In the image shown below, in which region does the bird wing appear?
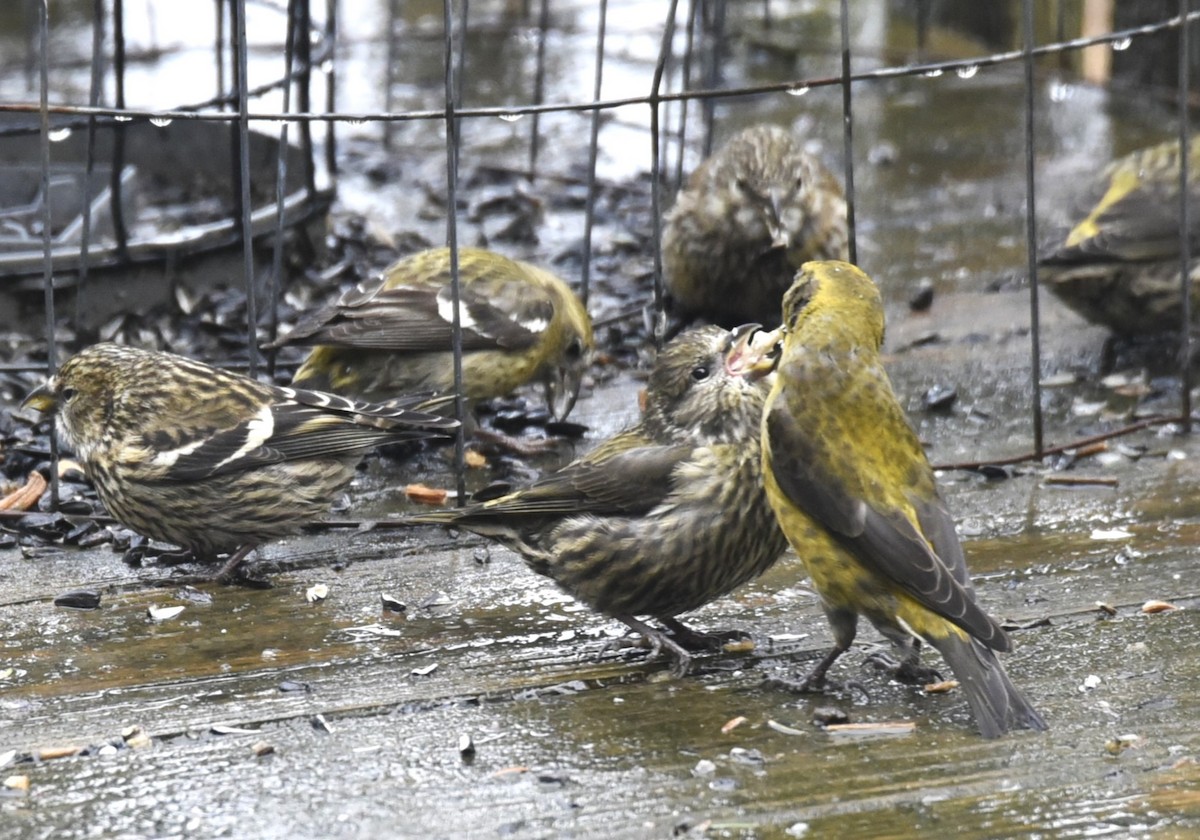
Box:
[275,272,556,353]
[765,395,1008,650]
[470,438,693,518]
[1049,156,1200,263]
[149,386,453,481]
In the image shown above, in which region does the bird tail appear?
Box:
[929,632,1048,739]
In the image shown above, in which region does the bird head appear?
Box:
[21,344,123,456]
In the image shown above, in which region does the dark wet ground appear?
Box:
[4,2,1200,838]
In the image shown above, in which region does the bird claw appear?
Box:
[662,619,751,652]
[764,674,870,702]
[864,648,942,685]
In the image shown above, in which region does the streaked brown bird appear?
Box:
[270,247,594,421]
[21,343,458,578]
[663,124,848,328]
[748,260,1047,738]
[1040,136,1200,336]
[407,325,789,675]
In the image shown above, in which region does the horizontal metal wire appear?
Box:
[5,13,1195,127]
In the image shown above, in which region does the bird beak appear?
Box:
[545,366,583,421]
[21,381,58,414]
[767,190,791,251]
[725,324,783,380]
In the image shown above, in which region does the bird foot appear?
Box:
[661,618,751,652]
[764,674,870,700]
[613,615,696,677]
[864,649,943,685]
[471,430,570,458]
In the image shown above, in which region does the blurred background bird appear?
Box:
[269,247,594,426]
[1039,136,1200,337]
[751,260,1047,738]
[407,324,789,675]
[21,343,458,579]
[663,123,848,329]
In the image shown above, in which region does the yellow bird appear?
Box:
[743,260,1047,738]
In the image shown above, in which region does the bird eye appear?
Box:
[690,365,710,382]
[61,387,78,401]
[565,337,585,360]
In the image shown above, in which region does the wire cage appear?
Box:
[3,0,1200,509]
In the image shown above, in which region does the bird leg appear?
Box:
[214,544,258,583]
[660,617,751,652]
[616,614,695,678]
[766,642,850,694]
[865,637,943,685]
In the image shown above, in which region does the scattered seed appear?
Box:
[1105,734,1143,755]
[464,450,487,469]
[2,775,29,792]
[35,745,82,761]
[311,714,333,734]
[823,721,916,737]
[122,726,151,749]
[1142,600,1179,614]
[721,716,748,734]
[458,733,475,758]
[53,590,102,610]
[405,483,449,505]
[147,605,185,621]
[251,741,275,757]
[380,593,407,613]
[1080,674,1102,692]
[0,472,46,512]
[305,584,329,603]
[721,639,755,654]
[278,680,311,693]
[908,278,934,312]
[766,719,806,736]
[692,759,717,777]
[212,724,260,736]
[412,663,438,677]
[1095,602,1118,616]
[811,707,849,726]
[922,679,959,694]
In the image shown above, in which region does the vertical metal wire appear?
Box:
[37,0,60,508]
[266,0,300,378]
[443,0,467,503]
[296,0,315,196]
[1022,0,1045,456]
[700,0,725,157]
[838,0,857,264]
[453,0,469,172]
[76,0,106,334]
[111,0,129,259]
[650,0,682,347]
[1179,0,1194,431]
[579,0,609,309]
[382,0,401,150]
[672,0,701,195]
[216,0,226,110]
[528,0,550,177]
[324,0,338,178]
[233,0,259,376]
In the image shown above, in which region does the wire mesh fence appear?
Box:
[3,0,1200,513]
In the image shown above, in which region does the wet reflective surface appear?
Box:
[4,1,1200,838]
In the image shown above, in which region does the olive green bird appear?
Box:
[746,261,1047,738]
[1040,136,1200,336]
[22,343,457,579]
[407,325,789,675]
[271,247,594,420]
[663,124,848,328]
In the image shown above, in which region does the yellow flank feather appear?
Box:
[758,260,1047,738]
